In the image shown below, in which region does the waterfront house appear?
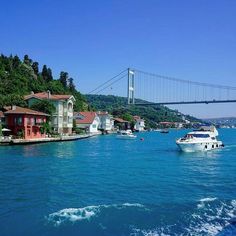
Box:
[113,117,130,130]
[25,91,75,134]
[97,111,114,133]
[133,116,145,131]
[74,112,100,134]
[4,106,49,139]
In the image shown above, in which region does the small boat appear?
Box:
[160,129,169,134]
[117,130,137,139]
[153,129,162,132]
[176,126,224,152]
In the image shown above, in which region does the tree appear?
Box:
[23,55,31,65]
[68,77,75,92]
[59,71,68,88]
[32,62,39,75]
[47,68,53,81]
[12,55,21,69]
[30,100,56,119]
[42,65,48,81]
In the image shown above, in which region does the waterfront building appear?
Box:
[113,118,130,130]
[74,112,100,134]
[25,91,75,134]
[4,106,49,139]
[97,111,114,132]
[133,116,145,131]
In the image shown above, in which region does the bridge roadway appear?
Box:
[134,99,236,106]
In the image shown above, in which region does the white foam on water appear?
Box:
[197,197,217,209]
[188,198,236,235]
[47,203,146,226]
[47,206,99,226]
[130,228,170,236]
[131,199,236,236]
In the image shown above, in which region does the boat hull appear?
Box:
[116,135,136,139]
[176,141,223,152]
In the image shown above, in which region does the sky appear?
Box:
[1,0,236,118]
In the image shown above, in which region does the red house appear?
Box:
[4,106,49,139]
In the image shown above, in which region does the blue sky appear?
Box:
[1,0,236,118]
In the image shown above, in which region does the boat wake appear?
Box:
[47,203,147,227]
[131,198,236,236]
[46,199,236,236]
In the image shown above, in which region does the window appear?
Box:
[32,118,36,126]
[27,118,31,125]
[68,103,73,112]
[17,117,22,125]
[92,124,96,128]
[192,134,210,138]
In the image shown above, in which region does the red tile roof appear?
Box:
[4,106,50,116]
[24,92,73,101]
[97,111,108,116]
[113,117,128,123]
[133,115,141,120]
[75,112,97,124]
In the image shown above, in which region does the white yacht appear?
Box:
[117,130,137,139]
[176,126,224,152]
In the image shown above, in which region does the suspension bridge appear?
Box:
[88,68,236,106]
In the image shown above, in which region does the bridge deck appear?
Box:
[134,100,236,106]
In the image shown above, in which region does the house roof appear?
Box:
[133,115,140,120]
[4,106,50,116]
[97,111,108,115]
[24,92,75,101]
[75,112,97,124]
[134,115,144,121]
[159,121,174,124]
[113,117,129,123]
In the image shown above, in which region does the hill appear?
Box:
[86,94,200,128]
[0,54,87,111]
[203,117,236,126]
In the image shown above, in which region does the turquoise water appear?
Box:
[0,129,236,236]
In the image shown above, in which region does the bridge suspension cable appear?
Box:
[87,68,236,105]
[87,69,127,95]
[131,68,236,105]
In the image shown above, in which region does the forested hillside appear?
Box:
[86,94,200,128]
[0,54,87,111]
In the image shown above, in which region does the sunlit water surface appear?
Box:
[0,129,236,236]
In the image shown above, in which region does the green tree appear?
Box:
[30,100,56,120]
[68,77,76,92]
[42,65,48,81]
[23,55,31,65]
[59,71,68,88]
[47,68,53,81]
[12,55,21,69]
[32,62,39,75]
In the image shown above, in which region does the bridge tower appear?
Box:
[127,68,135,104]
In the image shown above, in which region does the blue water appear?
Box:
[0,129,236,236]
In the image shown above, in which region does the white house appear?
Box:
[133,116,145,131]
[97,111,114,132]
[74,112,100,134]
[25,91,75,134]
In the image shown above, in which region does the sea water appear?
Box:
[0,129,236,236]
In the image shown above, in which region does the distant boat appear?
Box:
[117,130,137,139]
[153,129,162,132]
[176,126,224,152]
[160,129,169,134]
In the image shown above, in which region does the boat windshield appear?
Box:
[191,133,210,138]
